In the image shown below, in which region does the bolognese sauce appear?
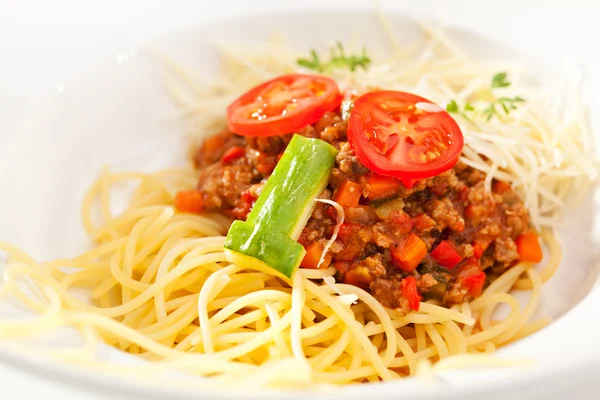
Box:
[180,110,532,315]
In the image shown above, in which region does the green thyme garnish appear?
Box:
[491,72,511,89]
[481,96,525,121]
[447,72,525,122]
[297,42,371,73]
[446,100,475,123]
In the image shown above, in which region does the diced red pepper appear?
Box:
[391,233,428,272]
[515,232,543,263]
[401,276,421,311]
[301,242,331,269]
[430,240,462,270]
[365,174,403,200]
[333,181,362,208]
[229,189,256,220]
[333,261,350,274]
[221,146,246,164]
[460,271,486,297]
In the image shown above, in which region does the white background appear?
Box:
[0,0,599,398]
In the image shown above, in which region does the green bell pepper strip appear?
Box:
[224,134,338,284]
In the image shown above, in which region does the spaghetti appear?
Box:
[0,168,555,385]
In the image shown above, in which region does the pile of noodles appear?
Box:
[0,15,594,389]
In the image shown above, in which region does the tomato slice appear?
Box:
[348,91,464,179]
[227,74,342,136]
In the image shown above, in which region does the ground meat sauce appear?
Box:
[191,111,530,315]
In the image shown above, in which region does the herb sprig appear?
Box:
[446,100,475,123]
[297,42,371,73]
[446,72,525,122]
[491,72,511,89]
[481,96,525,121]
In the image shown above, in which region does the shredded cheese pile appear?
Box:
[164,19,598,229]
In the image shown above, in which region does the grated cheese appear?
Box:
[315,199,345,269]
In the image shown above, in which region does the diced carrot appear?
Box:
[401,276,421,311]
[344,267,373,289]
[391,233,428,272]
[365,174,403,200]
[174,190,204,213]
[301,242,331,269]
[333,181,362,208]
[221,146,246,164]
[430,240,462,269]
[515,232,543,263]
[472,242,484,259]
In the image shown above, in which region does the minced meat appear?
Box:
[190,111,531,314]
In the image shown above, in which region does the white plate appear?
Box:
[1,10,599,400]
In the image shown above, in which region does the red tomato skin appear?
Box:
[347,90,464,180]
[227,74,341,137]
